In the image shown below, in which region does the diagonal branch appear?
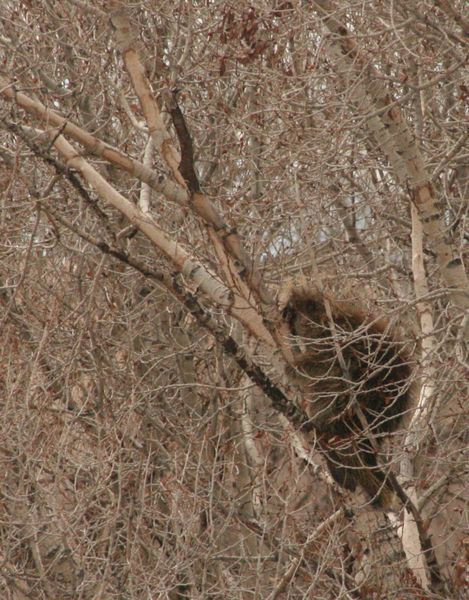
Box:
[0,76,188,205]
[36,125,275,347]
[0,75,271,307]
[312,0,469,320]
[39,201,310,433]
[109,4,272,307]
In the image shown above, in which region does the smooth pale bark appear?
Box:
[309,3,458,594]
[110,8,185,189]
[45,130,275,347]
[110,3,270,306]
[0,75,268,306]
[0,76,188,205]
[312,0,469,321]
[398,204,437,591]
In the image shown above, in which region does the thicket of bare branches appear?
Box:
[0,1,467,598]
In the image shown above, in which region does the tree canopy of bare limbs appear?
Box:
[0,1,468,598]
